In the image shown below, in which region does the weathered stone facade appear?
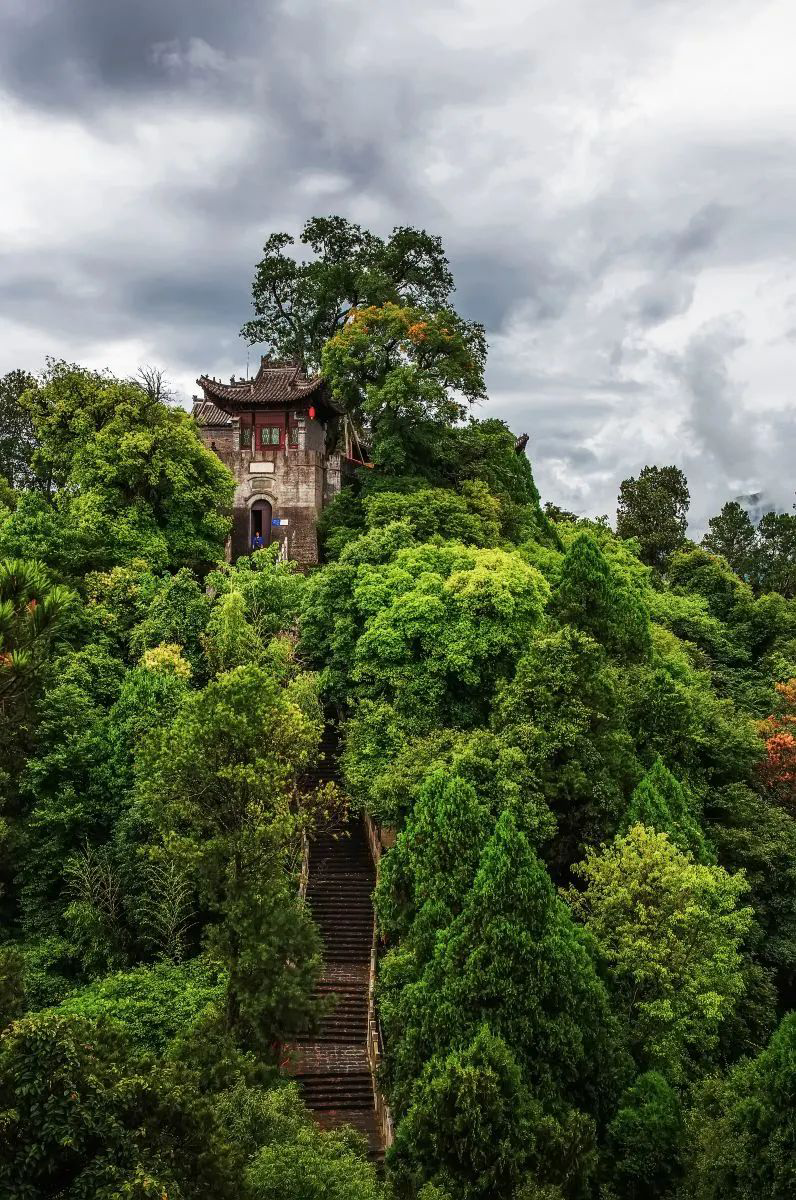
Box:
[193,358,343,567]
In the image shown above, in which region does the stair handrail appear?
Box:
[363,812,395,1150]
[298,828,310,900]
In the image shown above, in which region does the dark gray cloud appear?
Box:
[0,0,263,109]
[1,0,794,532]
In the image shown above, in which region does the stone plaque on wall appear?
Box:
[249,461,275,474]
[250,478,272,494]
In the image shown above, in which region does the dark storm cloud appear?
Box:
[0,0,263,109]
[1,0,794,530]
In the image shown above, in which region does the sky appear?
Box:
[1,0,794,532]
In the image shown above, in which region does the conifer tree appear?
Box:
[375,772,489,945]
[553,532,650,660]
[390,1026,543,1200]
[603,1071,683,1200]
[686,1012,796,1200]
[408,773,490,919]
[624,757,710,861]
[419,811,626,1122]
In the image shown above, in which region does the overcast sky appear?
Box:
[1,0,794,530]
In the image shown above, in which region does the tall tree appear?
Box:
[321,302,486,473]
[701,501,758,582]
[685,1012,796,1200]
[136,662,328,1054]
[1,362,234,574]
[552,531,651,660]
[569,824,752,1080]
[407,811,624,1122]
[756,508,796,597]
[616,465,690,570]
[0,369,37,491]
[241,215,462,370]
[622,757,710,862]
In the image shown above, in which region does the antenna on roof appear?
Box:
[246,348,250,380]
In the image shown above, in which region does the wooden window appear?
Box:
[288,422,299,446]
[240,425,252,450]
[259,425,281,448]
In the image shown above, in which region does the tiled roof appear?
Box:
[192,399,233,427]
[197,357,326,410]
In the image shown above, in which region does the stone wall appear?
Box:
[198,418,341,567]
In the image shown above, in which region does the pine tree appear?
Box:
[624,757,710,861]
[390,1026,542,1200]
[554,532,650,659]
[686,1012,796,1200]
[423,811,626,1121]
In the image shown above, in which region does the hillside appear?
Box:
[0,224,794,1199]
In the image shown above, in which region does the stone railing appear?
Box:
[298,829,310,900]
[368,934,394,1150]
[363,811,395,1151]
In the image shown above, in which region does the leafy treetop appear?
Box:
[242,215,463,371]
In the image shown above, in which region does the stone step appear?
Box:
[289,802,382,1157]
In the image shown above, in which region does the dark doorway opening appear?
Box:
[250,500,273,550]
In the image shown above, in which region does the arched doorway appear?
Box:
[250,499,273,549]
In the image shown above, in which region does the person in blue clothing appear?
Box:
[252,531,265,550]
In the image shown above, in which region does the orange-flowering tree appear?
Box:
[758,678,796,806]
[321,302,486,472]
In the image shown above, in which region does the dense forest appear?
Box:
[0,218,794,1199]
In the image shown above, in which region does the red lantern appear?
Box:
[308,405,316,420]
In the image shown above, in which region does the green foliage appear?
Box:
[756,508,796,597]
[0,558,75,713]
[603,1071,683,1200]
[380,811,625,1150]
[318,417,551,559]
[303,534,549,727]
[242,215,460,370]
[0,944,26,1030]
[702,501,758,583]
[51,958,224,1056]
[569,825,753,1079]
[390,1026,569,1200]
[0,1011,237,1199]
[375,772,491,942]
[492,627,638,872]
[202,590,264,675]
[205,544,307,643]
[128,568,211,670]
[1,361,234,575]
[616,465,690,570]
[684,1012,796,1200]
[623,757,711,862]
[0,368,37,489]
[364,481,502,547]
[322,303,486,474]
[136,662,326,1053]
[707,784,796,996]
[553,531,651,660]
[242,1083,383,1199]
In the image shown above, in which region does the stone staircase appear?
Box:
[286,734,383,1162]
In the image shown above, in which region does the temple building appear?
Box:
[193,357,344,566]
